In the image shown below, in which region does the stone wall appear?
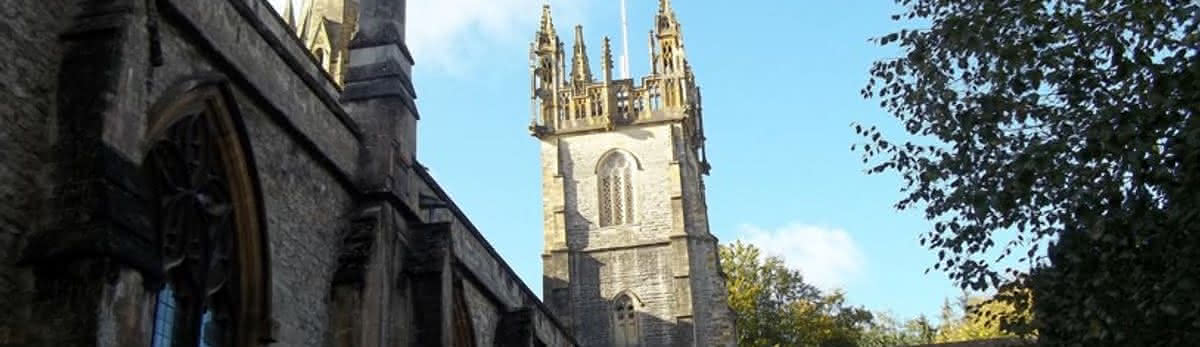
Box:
[539,114,738,346]
[543,120,734,346]
[676,124,736,345]
[415,167,579,347]
[545,123,680,345]
[0,0,576,346]
[577,246,678,346]
[0,1,81,344]
[146,1,361,343]
[554,124,678,249]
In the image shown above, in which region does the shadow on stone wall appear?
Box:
[546,129,686,346]
[546,253,682,346]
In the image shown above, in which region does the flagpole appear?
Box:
[619,0,631,79]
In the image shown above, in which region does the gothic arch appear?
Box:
[596,149,640,227]
[143,76,273,346]
[611,290,643,347]
[610,289,645,307]
[593,148,643,174]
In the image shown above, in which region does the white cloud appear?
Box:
[268,0,589,76]
[737,223,867,291]
[408,0,587,75]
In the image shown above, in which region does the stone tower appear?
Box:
[286,0,359,84]
[531,2,735,346]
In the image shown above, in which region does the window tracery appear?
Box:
[598,151,635,227]
[140,80,274,347]
[146,93,239,347]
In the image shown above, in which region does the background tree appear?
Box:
[857,0,1199,345]
[858,311,937,347]
[934,290,1032,343]
[720,241,872,347]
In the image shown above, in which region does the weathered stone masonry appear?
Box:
[0,0,575,346]
[531,1,736,346]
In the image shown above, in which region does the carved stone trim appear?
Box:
[333,211,379,286]
[407,222,453,275]
[409,222,454,346]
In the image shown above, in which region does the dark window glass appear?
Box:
[151,284,178,347]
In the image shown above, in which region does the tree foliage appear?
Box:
[858,311,937,347]
[858,0,1200,345]
[720,241,872,347]
[859,288,1033,347]
[934,289,1032,344]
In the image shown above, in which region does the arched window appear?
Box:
[144,79,273,347]
[147,105,238,347]
[598,151,635,227]
[613,294,640,347]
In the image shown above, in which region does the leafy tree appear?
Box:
[935,290,1032,343]
[905,315,938,343]
[858,311,937,347]
[720,241,872,346]
[857,0,1200,345]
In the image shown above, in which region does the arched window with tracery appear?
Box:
[147,95,238,347]
[145,80,273,347]
[598,151,635,227]
[612,293,640,347]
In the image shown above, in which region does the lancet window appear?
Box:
[147,109,236,347]
[142,81,272,347]
[649,85,662,111]
[612,294,640,347]
[616,88,631,119]
[591,92,603,117]
[575,98,587,119]
[598,151,635,227]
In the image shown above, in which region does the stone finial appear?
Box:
[538,4,556,37]
[570,25,592,84]
[655,0,681,35]
[532,4,562,58]
[648,30,657,75]
[602,37,613,82]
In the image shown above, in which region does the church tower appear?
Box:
[286,0,359,84]
[531,2,735,346]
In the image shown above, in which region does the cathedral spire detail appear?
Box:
[529,0,703,150]
[530,4,565,134]
[570,25,593,84]
[602,37,614,83]
[536,4,556,41]
[292,0,359,85]
[652,0,686,76]
[655,0,682,38]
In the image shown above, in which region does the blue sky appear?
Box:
[271,0,965,321]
